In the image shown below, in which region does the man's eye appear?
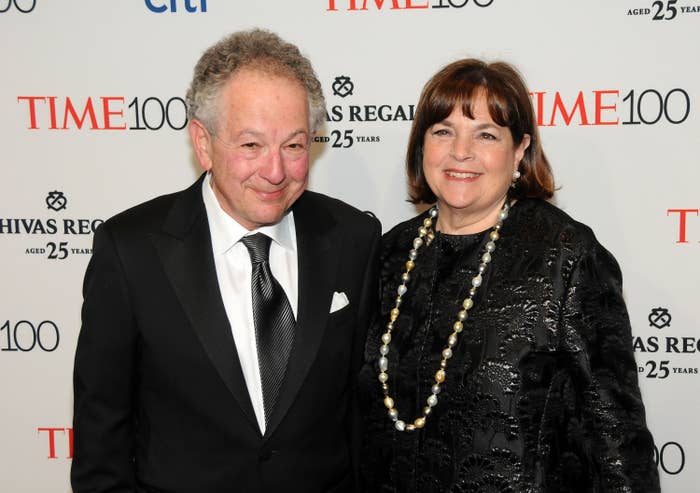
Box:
[242,142,259,148]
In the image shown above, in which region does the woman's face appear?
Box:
[422,93,530,232]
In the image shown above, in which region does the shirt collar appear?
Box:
[201,172,297,255]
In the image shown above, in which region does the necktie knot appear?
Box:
[241,233,271,264]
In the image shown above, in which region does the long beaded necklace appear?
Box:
[377,201,510,432]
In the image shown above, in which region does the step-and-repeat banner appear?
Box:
[1,1,697,491]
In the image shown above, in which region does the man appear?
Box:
[71,29,380,493]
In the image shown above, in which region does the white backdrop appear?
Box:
[1,1,698,491]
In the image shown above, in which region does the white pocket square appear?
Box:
[329,291,350,313]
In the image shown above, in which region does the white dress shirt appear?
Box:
[201,173,298,434]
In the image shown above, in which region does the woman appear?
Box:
[359,59,660,492]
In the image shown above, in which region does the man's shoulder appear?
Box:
[101,178,201,236]
[297,190,380,232]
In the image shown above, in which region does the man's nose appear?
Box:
[259,149,285,184]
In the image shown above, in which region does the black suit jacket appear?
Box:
[71,175,381,493]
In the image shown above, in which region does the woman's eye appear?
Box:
[479,132,497,140]
[433,128,451,136]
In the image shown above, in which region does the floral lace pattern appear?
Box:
[359,199,659,493]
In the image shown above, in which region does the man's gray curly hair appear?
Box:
[186,28,326,134]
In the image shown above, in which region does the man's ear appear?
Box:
[188,119,213,172]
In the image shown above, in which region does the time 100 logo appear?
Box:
[654,441,684,476]
[1,320,59,352]
[0,0,36,13]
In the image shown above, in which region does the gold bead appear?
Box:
[390,308,400,321]
[406,424,416,431]
[405,260,415,272]
[435,369,446,383]
[414,417,426,428]
[384,396,395,409]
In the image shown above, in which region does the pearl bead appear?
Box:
[427,395,438,407]
[413,238,423,249]
[379,357,388,372]
[380,345,389,355]
[409,249,417,260]
[388,408,398,420]
[486,241,496,252]
[381,333,391,344]
[442,348,452,359]
[406,424,416,431]
[463,299,474,310]
[418,227,428,237]
[423,406,432,416]
[453,321,463,332]
[384,396,395,409]
[395,420,406,431]
[499,209,508,220]
[482,252,492,263]
[429,208,438,217]
[378,372,388,383]
[471,275,482,287]
[397,284,407,296]
[432,384,441,394]
[423,218,433,228]
[448,334,458,347]
[458,310,467,321]
[401,273,411,282]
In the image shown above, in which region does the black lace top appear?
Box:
[359,199,660,493]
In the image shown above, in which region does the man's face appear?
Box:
[189,68,311,230]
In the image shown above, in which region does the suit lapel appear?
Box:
[264,192,339,436]
[150,175,258,431]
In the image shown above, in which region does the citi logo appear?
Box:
[145,0,207,13]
